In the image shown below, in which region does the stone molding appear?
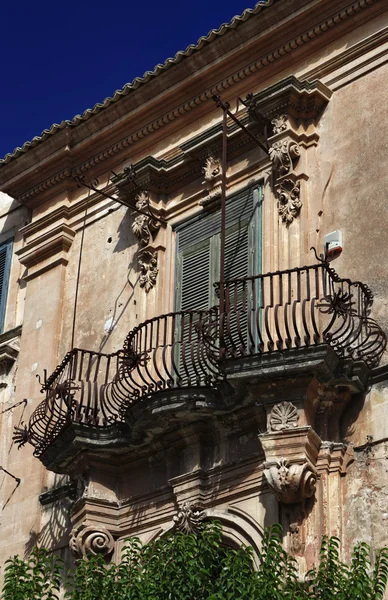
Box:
[16,223,75,280]
[3,0,379,205]
[69,523,115,559]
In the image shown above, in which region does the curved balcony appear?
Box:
[14,263,386,460]
[220,263,386,368]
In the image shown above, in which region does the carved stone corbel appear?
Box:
[131,191,160,247]
[69,524,115,559]
[269,138,300,178]
[245,76,332,227]
[263,458,317,504]
[130,191,161,292]
[260,425,321,506]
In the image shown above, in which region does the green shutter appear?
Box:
[176,238,212,312]
[0,239,13,333]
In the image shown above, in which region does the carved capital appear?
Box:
[264,458,317,504]
[172,503,206,534]
[138,249,158,292]
[69,524,114,559]
[269,401,298,432]
[277,179,302,225]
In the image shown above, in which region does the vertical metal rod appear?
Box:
[71,194,90,349]
[219,107,228,358]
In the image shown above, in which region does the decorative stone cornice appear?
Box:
[16,223,75,280]
[69,524,115,559]
[0,0,378,204]
[0,326,21,374]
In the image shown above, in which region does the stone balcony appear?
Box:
[14,262,386,473]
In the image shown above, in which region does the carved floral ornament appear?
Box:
[69,524,115,559]
[200,156,222,208]
[138,249,159,293]
[269,401,298,432]
[271,114,288,135]
[277,180,302,226]
[131,191,160,293]
[173,503,206,534]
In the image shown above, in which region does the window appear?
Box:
[175,186,262,311]
[0,239,13,333]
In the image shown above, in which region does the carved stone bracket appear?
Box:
[131,191,160,247]
[260,426,321,506]
[69,524,115,559]
[263,458,317,504]
[246,76,332,227]
[172,502,206,534]
[269,138,300,178]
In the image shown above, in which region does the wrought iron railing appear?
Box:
[14,264,386,457]
[219,263,385,367]
[118,308,220,400]
[17,348,128,455]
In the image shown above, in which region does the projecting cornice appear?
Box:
[0,0,383,206]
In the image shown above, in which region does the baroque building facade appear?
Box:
[0,0,388,581]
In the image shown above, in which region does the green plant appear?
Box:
[2,523,388,600]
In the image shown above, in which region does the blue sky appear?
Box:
[0,0,255,160]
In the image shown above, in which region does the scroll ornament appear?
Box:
[269,139,300,177]
[173,503,206,534]
[69,524,114,559]
[264,458,317,504]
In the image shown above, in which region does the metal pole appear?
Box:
[219,106,228,358]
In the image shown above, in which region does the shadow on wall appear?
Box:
[24,476,73,558]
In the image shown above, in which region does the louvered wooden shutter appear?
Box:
[176,186,258,310]
[0,239,13,333]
